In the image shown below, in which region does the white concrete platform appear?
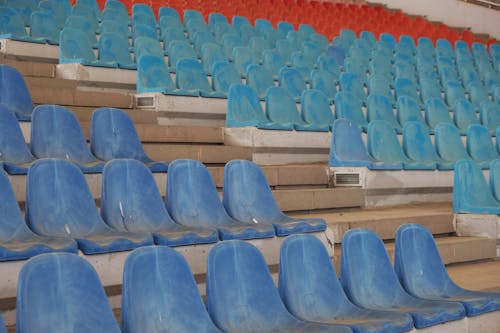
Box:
[455,214,500,239]
[0,39,58,62]
[467,311,500,333]
[56,63,137,89]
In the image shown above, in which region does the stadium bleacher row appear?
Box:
[0,0,500,332]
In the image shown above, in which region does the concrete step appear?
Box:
[143,143,252,164]
[69,106,159,124]
[0,56,55,78]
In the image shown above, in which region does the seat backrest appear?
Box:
[71,4,99,32]
[167,39,197,67]
[176,58,212,92]
[162,27,188,47]
[232,46,257,76]
[424,97,453,128]
[122,246,221,333]
[0,7,28,38]
[246,64,274,99]
[467,81,489,109]
[166,159,237,227]
[479,100,500,131]
[212,61,241,94]
[262,49,286,75]
[17,253,120,333]
[193,30,216,53]
[380,33,396,49]
[132,12,157,29]
[98,32,133,66]
[0,104,35,164]
[26,159,107,237]
[453,98,479,131]
[158,6,180,21]
[340,229,412,308]
[208,12,228,31]
[317,55,340,77]
[100,19,129,36]
[207,240,299,331]
[201,42,227,74]
[277,21,294,38]
[30,105,98,164]
[366,94,399,128]
[397,95,425,126]
[334,91,367,127]
[466,124,499,161]
[90,107,151,162]
[223,160,286,223]
[226,84,268,126]
[132,3,155,19]
[159,15,184,35]
[132,23,158,40]
[77,0,101,18]
[489,159,500,201]
[136,55,175,93]
[221,33,243,58]
[367,120,409,163]
[402,121,439,163]
[279,66,307,98]
[394,77,419,101]
[310,69,337,99]
[453,159,500,212]
[59,27,97,64]
[434,123,471,162]
[445,80,465,107]
[265,86,303,124]
[276,39,295,61]
[30,10,59,43]
[301,89,333,126]
[184,9,204,24]
[133,36,163,63]
[329,119,374,167]
[101,159,176,232]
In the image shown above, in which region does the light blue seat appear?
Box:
[479,100,500,132]
[90,107,169,172]
[395,223,500,316]
[246,64,274,100]
[369,58,393,82]
[77,0,101,20]
[221,33,243,59]
[30,105,105,173]
[424,97,454,130]
[330,119,401,170]
[341,229,466,329]
[133,36,164,64]
[266,87,328,132]
[2,0,39,25]
[59,27,99,66]
[64,16,97,48]
[132,3,155,22]
[38,0,70,29]
[249,36,272,62]
[334,91,367,130]
[26,159,153,254]
[419,78,443,105]
[201,42,227,74]
[101,159,218,246]
[290,52,313,82]
[467,81,489,111]
[360,31,377,49]
[367,120,434,170]
[453,98,480,133]
[137,55,180,94]
[132,12,157,30]
[460,66,481,88]
[277,21,294,39]
[206,240,350,333]
[394,77,420,105]
[0,169,77,261]
[184,9,204,25]
[367,75,395,105]
[176,58,225,98]
[98,32,135,69]
[186,19,209,41]
[279,234,414,333]
[212,61,241,96]
[263,49,286,79]
[445,80,465,108]
[158,6,181,22]
[193,30,216,54]
[132,23,158,41]
[167,39,197,70]
[403,121,450,170]
[396,96,430,131]
[166,159,275,240]
[317,55,341,79]
[100,19,130,37]
[0,105,35,174]
[339,72,366,104]
[29,10,59,44]
[276,39,296,65]
[279,67,307,101]
[121,246,222,333]
[366,94,401,133]
[232,46,258,78]
[436,39,454,58]
[0,64,34,120]
[434,123,481,167]
[301,89,333,130]
[495,85,500,106]
[17,253,120,333]
[394,62,417,83]
[466,124,500,164]
[223,160,327,235]
[226,84,293,130]
[310,69,337,101]
[0,7,34,42]
[490,159,500,201]
[71,4,99,32]
[213,22,236,44]
[101,9,130,28]
[208,12,227,32]
[162,28,188,50]
[232,15,256,43]
[159,15,184,36]
[380,33,397,50]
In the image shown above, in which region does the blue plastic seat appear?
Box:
[266,87,328,132]
[360,31,377,49]
[367,120,433,170]
[207,240,349,333]
[132,12,157,30]
[201,42,227,74]
[334,91,367,130]
[166,159,275,240]
[176,58,225,98]
[29,10,59,44]
[396,96,430,131]
[330,119,401,170]
[380,33,396,50]
[0,65,34,120]
[17,253,121,333]
[317,55,341,79]
[186,19,209,41]
[167,39,197,70]
[232,46,258,78]
[59,27,98,66]
[226,84,292,130]
[101,9,129,28]
[38,0,71,29]
[403,121,450,170]
[159,15,184,37]
[121,246,221,333]
[0,7,33,42]
[395,223,500,316]
[158,6,181,22]
[2,0,39,26]
[367,75,394,105]
[184,9,204,25]
[301,89,333,130]
[467,81,489,111]
[223,160,326,235]
[136,55,179,94]
[0,105,35,174]
[279,234,414,333]
[101,159,218,246]
[262,49,286,79]
[232,15,256,43]
[310,69,337,101]
[466,124,500,164]
[339,72,366,104]
[193,30,216,54]
[279,67,307,100]
[394,62,417,83]
[490,159,500,201]
[246,64,275,100]
[90,107,168,172]
[479,100,500,132]
[341,229,466,329]
[445,80,465,107]
[26,159,153,254]
[30,105,105,173]
[276,39,296,65]
[0,169,77,261]
[64,16,98,47]
[100,19,130,37]
[419,78,443,104]
[290,52,313,82]
[132,3,156,24]
[133,36,164,64]
[77,0,101,18]
[435,39,454,58]
[249,36,272,61]
[277,21,294,39]
[132,23,158,41]
[213,22,236,44]
[453,98,480,133]
[394,77,420,104]
[208,12,228,32]
[162,27,188,50]
[434,123,479,167]
[417,37,435,56]
[71,4,99,32]
[366,94,401,133]
[98,32,135,69]
[221,33,243,59]
[424,97,454,130]
[212,61,241,95]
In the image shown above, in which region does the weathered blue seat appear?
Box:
[301,89,334,130]
[0,65,34,120]
[212,61,241,95]
[334,91,367,130]
[279,67,307,101]
[366,94,402,133]
[136,55,180,94]
[246,64,275,100]
[98,32,135,69]
[176,58,225,98]
[466,124,500,164]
